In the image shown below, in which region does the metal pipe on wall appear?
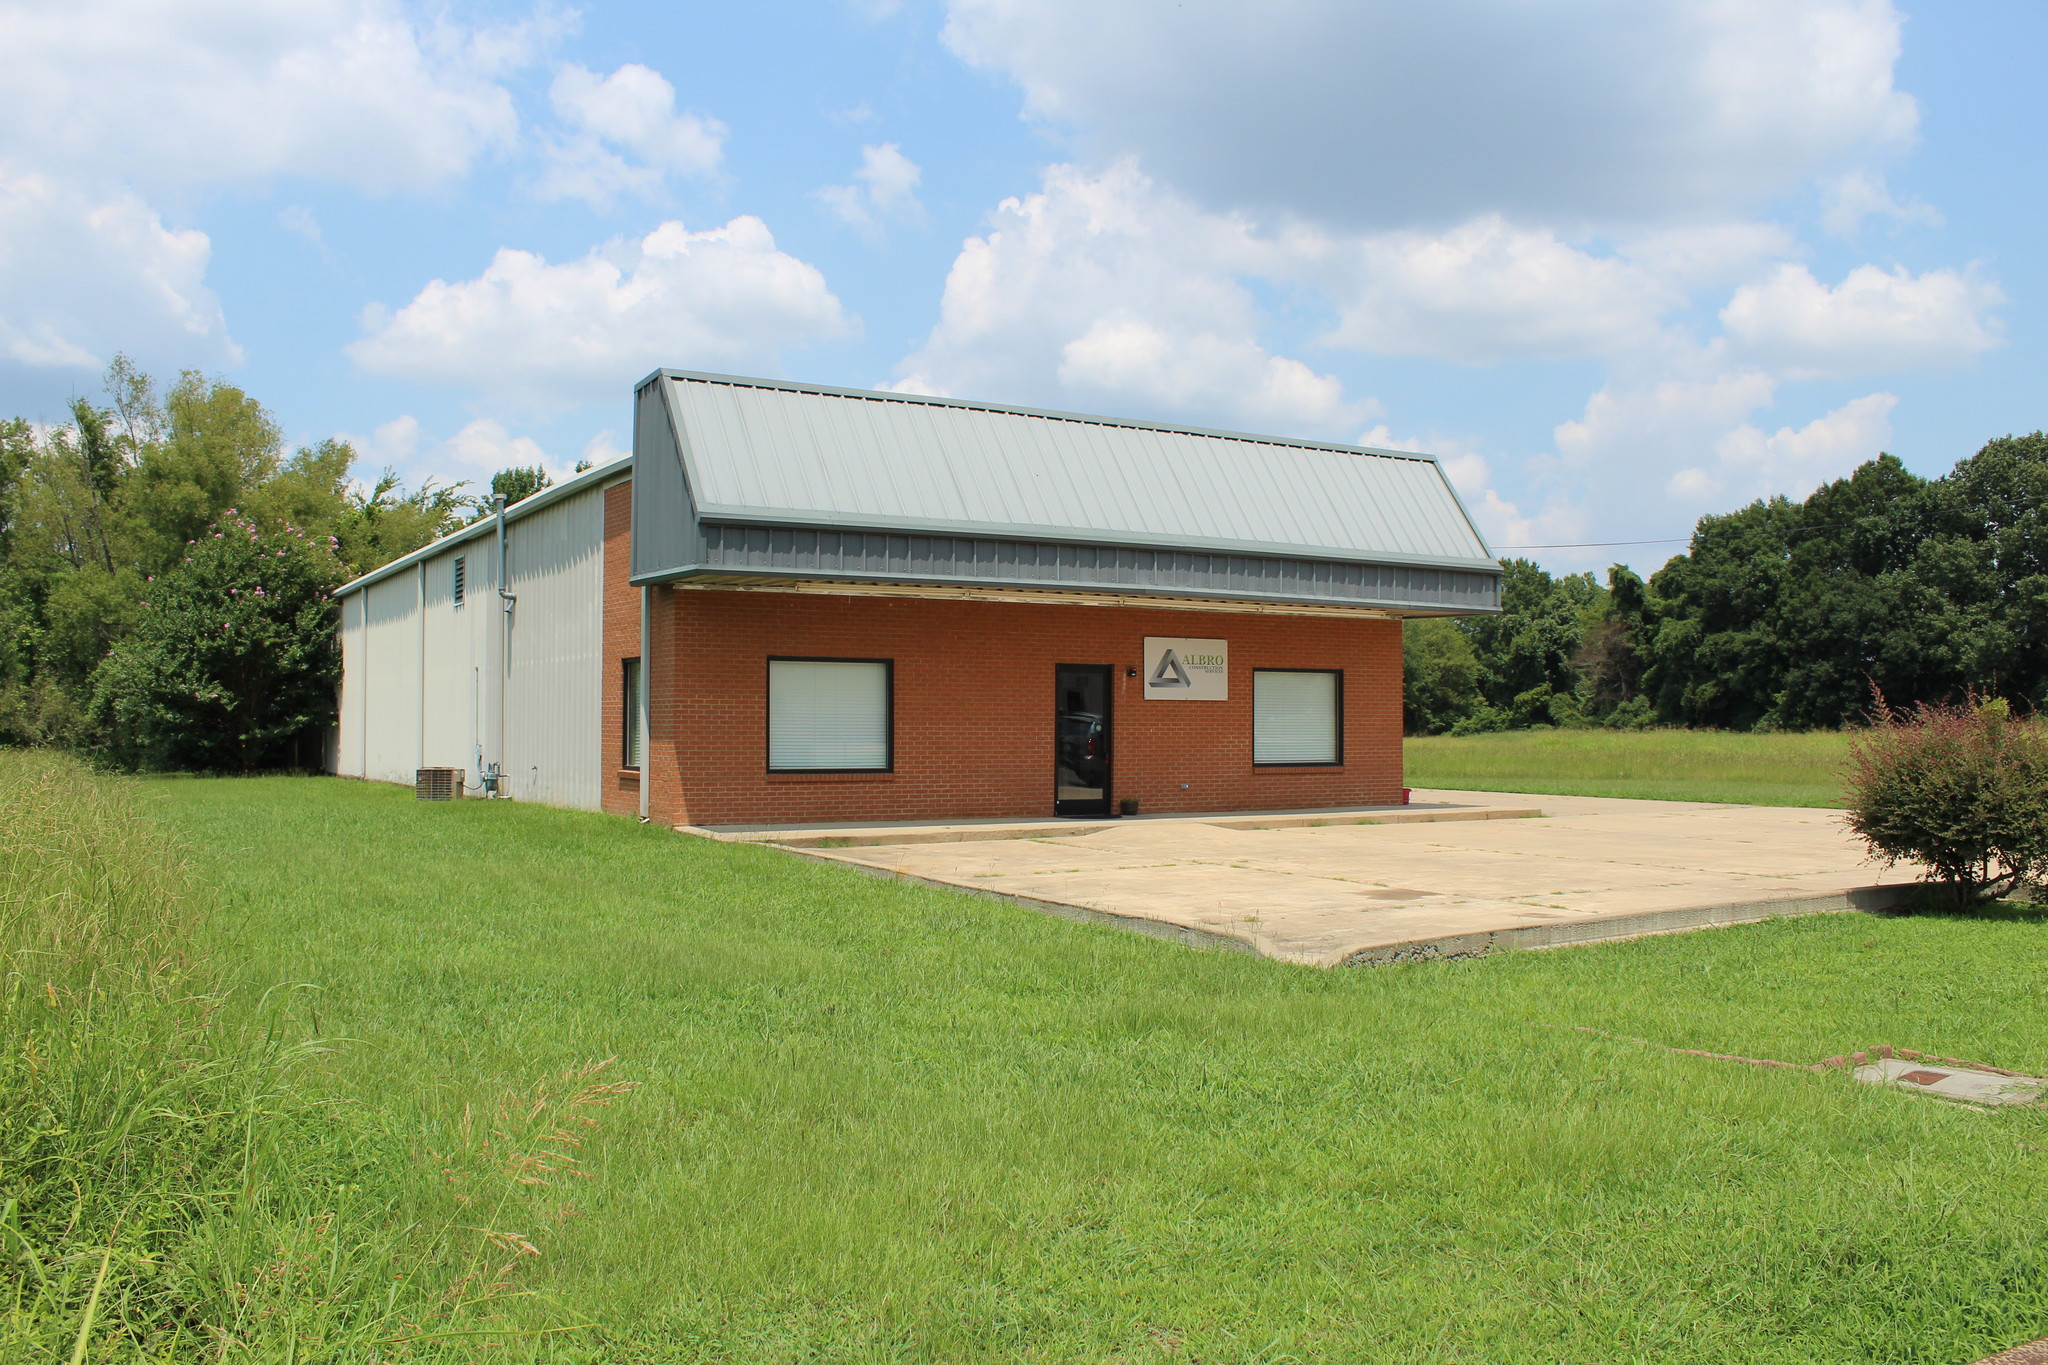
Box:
[491,492,515,795]
[638,584,651,821]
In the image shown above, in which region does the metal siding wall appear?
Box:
[503,487,604,810]
[697,524,1501,612]
[336,593,366,775]
[631,382,697,579]
[420,547,483,775]
[360,574,423,785]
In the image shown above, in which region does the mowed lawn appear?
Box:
[1406,729,1855,807]
[155,775,2048,1364]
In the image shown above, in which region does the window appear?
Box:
[452,555,466,607]
[622,657,643,770]
[768,658,892,772]
[1253,669,1342,765]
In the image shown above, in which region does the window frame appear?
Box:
[765,656,895,774]
[621,656,642,771]
[1251,667,1344,768]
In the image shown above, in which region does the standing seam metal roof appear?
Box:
[655,371,1494,571]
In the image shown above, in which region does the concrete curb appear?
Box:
[1338,884,1937,966]
[684,803,1540,849]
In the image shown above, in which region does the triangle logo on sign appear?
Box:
[1151,649,1192,688]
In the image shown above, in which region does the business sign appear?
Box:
[1143,637,1228,700]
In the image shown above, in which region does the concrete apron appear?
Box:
[684,790,1934,968]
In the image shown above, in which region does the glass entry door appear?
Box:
[1054,664,1113,816]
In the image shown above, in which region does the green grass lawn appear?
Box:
[1405,728,1855,807]
[149,774,2048,1363]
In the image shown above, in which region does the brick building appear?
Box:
[332,372,1500,826]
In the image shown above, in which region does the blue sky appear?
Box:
[2,0,2038,574]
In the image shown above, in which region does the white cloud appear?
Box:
[1720,262,2004,377]
[1318,216,1685,364]
[894,160,1375,436]
[1673,392,1899,504]
[536,63,727,208]
[942,0,1916,230]
[1819,169,1943,237]
[441,418,560,481]
[344,415,422,466]
[818,143,924,236]
[1550,368,1895,525]
[278,205,323,246]
[348,216,855,405]
[338,414,596,492]
[0,0,548,194]
[1057,316,1370,434]
[0,165,237,380]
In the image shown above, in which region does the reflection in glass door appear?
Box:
[1054,664,1112,816]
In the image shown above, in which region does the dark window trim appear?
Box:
[621,656,642,770]
[1053,662,1115,817]
[765,656,896,774]
[1251,667,1345,767]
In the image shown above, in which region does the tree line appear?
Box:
[1406,431,2048,735]
[0,359,554,759]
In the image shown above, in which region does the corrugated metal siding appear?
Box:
[698,524,1499,612]
[359,572,423,785]
[631,380,697,580]
[669,377,1491,566]
[336,592,366,775]
[502,486,605,810]
[420,546,484,774]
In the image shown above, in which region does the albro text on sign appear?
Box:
[1142,636,1228,700]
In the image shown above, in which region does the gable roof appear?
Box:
[650,371,1495,571]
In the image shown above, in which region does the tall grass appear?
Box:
[1405,727,1854,806]
[0,752,554,1360]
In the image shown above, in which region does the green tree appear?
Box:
[92,512,343,771]
[335,469,478,575]
[122,370,285,571]
[1402,618,1483,734]
[1459,558,1601,727]
[490,464,551,506]
[1643,498,1801,729]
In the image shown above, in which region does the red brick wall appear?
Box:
[641,587,1403,827]
[599,481,639,816]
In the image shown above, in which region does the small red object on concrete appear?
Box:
[1900,1070,1950,1086]
[1400,787,1412,805]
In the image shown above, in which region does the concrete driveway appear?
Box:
[696,791,1928,966]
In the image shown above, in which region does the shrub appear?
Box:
[91,511,343,771]
[1844,695,2048,905]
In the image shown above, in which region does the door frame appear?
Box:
[1053,663,1114,817]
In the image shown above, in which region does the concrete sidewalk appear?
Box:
[725,790,1929,966]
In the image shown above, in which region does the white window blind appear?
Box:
[1254,670,1340,764]
[769,660,890,771]
[622,658,643,769]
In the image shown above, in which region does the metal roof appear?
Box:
[334,455,631,596]
[652,371,1495,571]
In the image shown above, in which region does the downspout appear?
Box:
[638,584,651,821]
[492,493,515,795]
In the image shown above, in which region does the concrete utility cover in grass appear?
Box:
[704,790,1934,966]
[1853,1057,2046,1106]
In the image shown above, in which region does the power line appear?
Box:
[1492,537,1690,550]
[1496,507,1946,553]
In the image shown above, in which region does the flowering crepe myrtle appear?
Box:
[92,515,345,771]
